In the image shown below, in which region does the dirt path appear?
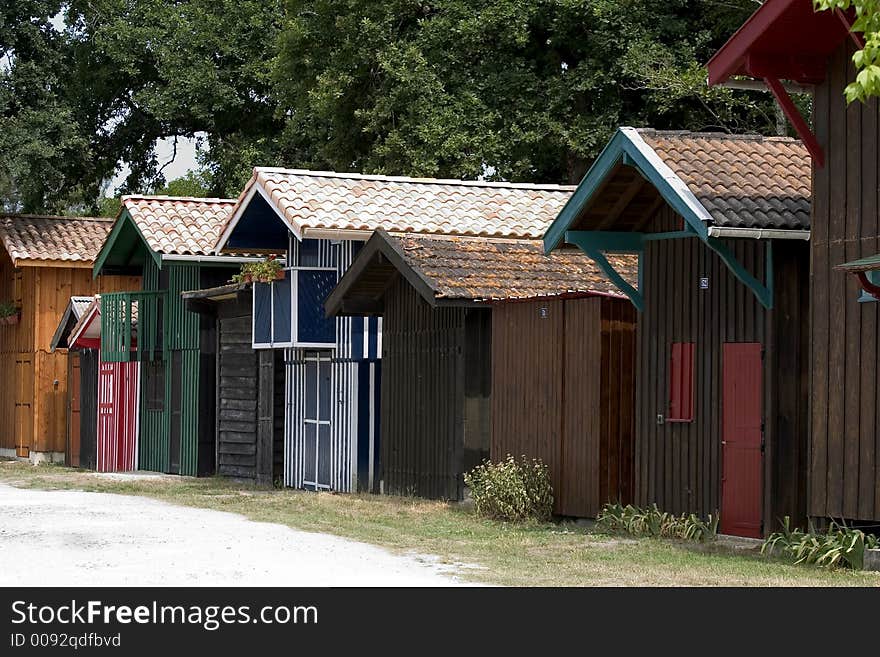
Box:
[0,483,468,586]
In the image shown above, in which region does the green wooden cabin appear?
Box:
[92,195,254,475]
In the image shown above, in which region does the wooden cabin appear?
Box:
[182,283,285,485]
[0,215,139,463]
[325,229,638,516]
[543,129,811,537]
[215,168,573,493]
[91,196,253,476]
[707,0,880,528]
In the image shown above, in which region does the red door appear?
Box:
[721,343,763,538]
[97,360,140,472]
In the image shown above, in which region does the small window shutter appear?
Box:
[272,272,292,344]
[253,283,272,346]
[669,342,695,422]
[295,270,337,346]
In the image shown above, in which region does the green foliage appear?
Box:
[596,502,720,543]
[231,256,284,284]
[154,170,213,198]
[464,455,553,522]
[762,516,879,570]
[815,1,880,101]
[275,0,776,184]
[0,300,19,318]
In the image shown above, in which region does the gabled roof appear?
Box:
[68,297,101,348]
[325,229,635,316]
[707,0,852,85]
[93,195,240,275]
[544,128,811,252]
[216,168,575,252]
[0,215,114,267]
[50,296,95,351]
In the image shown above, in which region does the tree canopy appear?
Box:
[1,0,779,214]
[815,0,880,102]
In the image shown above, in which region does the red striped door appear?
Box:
[97,360,140,472]
[721,343,763,538]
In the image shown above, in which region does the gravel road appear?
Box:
[0,483,467,587]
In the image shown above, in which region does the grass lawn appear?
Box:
[1,460,877,587]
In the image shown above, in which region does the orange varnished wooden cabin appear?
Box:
[0,215,140,462]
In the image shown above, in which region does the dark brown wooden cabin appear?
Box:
[543,129,811,537]
[706,0,880,527]
[183,283,284,485]
[326,229,638,516]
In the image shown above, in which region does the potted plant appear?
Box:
[231,256,285,284]
[0,300,20,326]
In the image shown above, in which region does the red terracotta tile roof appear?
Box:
[637,130,810,230]
[222,168,575,245]
[121,196,237,255]
[0,214,114,266]
[390,232,637,301]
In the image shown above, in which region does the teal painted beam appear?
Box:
[642,230,696,241]
[583,247,644,312]
[565,230,644,253]
[706,237,773,309]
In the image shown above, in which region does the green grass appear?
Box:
[1,460,878,587]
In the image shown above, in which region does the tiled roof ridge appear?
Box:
[121,195,236,204]
[635,127,801,144]
[254,167,577,191]
[0,214,114,223]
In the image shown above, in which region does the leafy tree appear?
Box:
[274,0,778,183]
[815,0,880,102]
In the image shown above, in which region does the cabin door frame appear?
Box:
[720,342,764,538]
[302,350,332,491]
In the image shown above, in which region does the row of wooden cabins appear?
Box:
[3,0,877,537]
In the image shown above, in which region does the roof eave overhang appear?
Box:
[92,209,160,279]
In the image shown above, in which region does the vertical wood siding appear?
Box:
[96,359,140,472]
[379,277,467,500]
[0,244,138,457]
[635,205,809,533]
[78,349,99,469]
[283,238,381,493]
[492,296,636,517]
[811,41,880,522]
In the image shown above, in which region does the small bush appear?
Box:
[464,455,553,522]
[762,517,879,570]
[596,502,719,543]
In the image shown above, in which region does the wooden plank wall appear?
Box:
[492,298,565,507]
[492,296,636,517]
[380,277,467,500]
[0,246,138,456]
[217,313,260,480]
[811,40,880,522]
[635,205,809,533]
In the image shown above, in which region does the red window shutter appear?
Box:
[669,342,695,422]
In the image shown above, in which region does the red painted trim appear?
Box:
[707,0,798,85]
[764,76,825,167]
[857,272,880,298]
[836,8,866,49]
[74,337,101,350]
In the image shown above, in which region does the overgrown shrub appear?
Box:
[762,517,879,570]
[596,502,719,543]
[464,455,553,522]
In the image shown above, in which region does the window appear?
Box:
[668,342,695,422]
[252,268,337,349]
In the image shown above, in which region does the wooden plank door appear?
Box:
[67,353,81,467]
[721,343,763,538]
[302,351,332,491]
[14,355,34,458]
